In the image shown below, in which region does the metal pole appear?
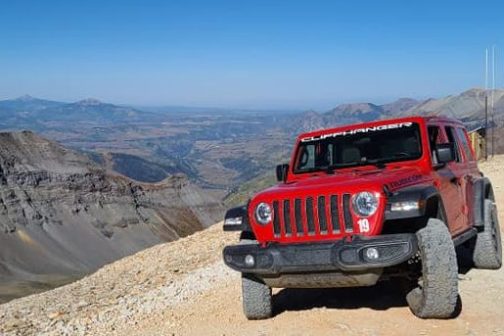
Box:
[485,48,489,90]
[485,94,488,160]
[484,48,489,160]
[492,45,496,158]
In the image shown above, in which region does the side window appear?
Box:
[428,126,443,164]
[456,128,474,161]
[445,126,462,162]
[297,144,315,170]
[296,143,333,171]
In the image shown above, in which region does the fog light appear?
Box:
[365,247,379,260]
[244,254,255,267]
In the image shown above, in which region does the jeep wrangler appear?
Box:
[223,116,502,319]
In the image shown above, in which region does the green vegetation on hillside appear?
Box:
[224,172,277,207]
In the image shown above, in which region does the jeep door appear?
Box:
[454,126,480,228]
[428,124,467,235]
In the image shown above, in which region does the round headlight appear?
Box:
[255,202,272,225]
[352,192,378,217]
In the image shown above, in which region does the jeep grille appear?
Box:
[272,194,354,238]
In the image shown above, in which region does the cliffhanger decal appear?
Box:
[300,122,414,143]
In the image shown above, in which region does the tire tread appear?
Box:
[407,218,459,318]
[473,200,502,269]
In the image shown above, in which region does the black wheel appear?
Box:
[406,218,459,319]
[239,234,273,320]
[242,274,273,320]
[473,200,502,269]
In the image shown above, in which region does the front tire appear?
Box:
[406,218,459,319]
[242,274,273,320]
[473,200,502,269]
[239,235,273,320]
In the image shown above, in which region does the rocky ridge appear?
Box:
[0,131,223,302]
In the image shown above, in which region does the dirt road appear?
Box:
[1,158,504,336]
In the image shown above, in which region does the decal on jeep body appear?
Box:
[357,218,370,232]
[300,122,414,143]
[388,174,423,189]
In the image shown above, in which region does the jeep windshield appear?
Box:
[294,122,422,174]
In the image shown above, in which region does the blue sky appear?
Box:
[0,0,503,110]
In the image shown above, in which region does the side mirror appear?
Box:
[276,164,289,182]
[436,143,456,164]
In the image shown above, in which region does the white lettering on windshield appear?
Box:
[300,122,414,143]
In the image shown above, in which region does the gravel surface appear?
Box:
[1,156,504,336]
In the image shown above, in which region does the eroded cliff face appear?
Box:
[0,131,223,282]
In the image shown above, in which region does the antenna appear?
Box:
[491,45,496,158]
[485,48,489,90]
[485,48,489,160]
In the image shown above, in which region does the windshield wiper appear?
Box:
[366,159,387,169]
[326,159,386,174]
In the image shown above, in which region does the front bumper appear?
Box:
[223,234,417,275]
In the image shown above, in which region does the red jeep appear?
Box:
[223,116,502,319]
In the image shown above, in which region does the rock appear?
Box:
[76,301,89,309]
[47,311,65,319]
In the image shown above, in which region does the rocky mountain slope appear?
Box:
[288,96,418,133]
[1,156,503,336]
[291,88,504,134]
[401,88,504,118]
[0,131,223,302]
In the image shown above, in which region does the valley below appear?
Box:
[1,156,503,336]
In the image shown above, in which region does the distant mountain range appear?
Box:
[1,88,502,131]
[0,95,63,113]
[0,96,167,128]
[291,88,504,134]
[0,88,502,195]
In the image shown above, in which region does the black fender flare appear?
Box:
[483,177,495,201]
[223,204,252,232]
[472,177,494,227]
[385,185,446,221]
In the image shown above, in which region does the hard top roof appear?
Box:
[297,115,464,140]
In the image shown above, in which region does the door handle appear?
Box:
[450,176,464,185]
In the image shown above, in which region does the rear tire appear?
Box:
[242,274,273,320]
[406,218,459,319]
[473,200,502,269]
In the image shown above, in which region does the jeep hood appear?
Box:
[258,166,428,198]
